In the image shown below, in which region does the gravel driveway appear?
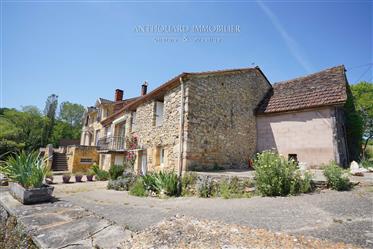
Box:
[55,183,373,248]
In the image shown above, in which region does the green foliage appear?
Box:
[42,94,58,146]
[0,151,48,189]
[0,98,84,154]
[196,176,217,198]
[344,85,363,161]
[141,171,178,197]
[91,164,109,181]
[108,164,125,180]
[59,102,85,127]
[50,121,81,147]
[129,178,147,196]
[218,177,254,199]
[351,82,373,159]
[181,172,198,196]
[107,172,136,191]
[0,107,44,155]
[323,162,352,191]
[253,151,313,196]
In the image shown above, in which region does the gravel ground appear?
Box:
[59,185,373,248]
[121,215,362,249]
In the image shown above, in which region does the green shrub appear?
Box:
[129,178,147,196]
[91,164,109,181]
[323,162,352,191]
[181,172,198,196]
[141,171,178,197]
[108,164,125,180]
[154,171,178,196]
[0,151,48,189]
[254,151,312,196]
[196,176,217,198]
[218,177,253,199]
[107,171,136,191]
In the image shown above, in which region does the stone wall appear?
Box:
[66,145,99,173]
[133,86,183,172]
[185,70,271,170]
[256,107,342,168]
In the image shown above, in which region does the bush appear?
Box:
[254,151,313,196]
[107,171,136,191]
[109,164,125,180]
[141,171,178,197]
[0,151,48,189]
[323,162,352,191]
[129,178,147,196]
[218,177,253,199]
[181,172,198,196]
[196,176,217,198]
[91,164,109,181]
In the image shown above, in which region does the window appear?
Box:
[160,148,165,166]
[155,101,164,127]
[132,111,137,131]
[155,147,165,166]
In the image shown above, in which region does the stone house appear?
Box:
[80,65,351,173]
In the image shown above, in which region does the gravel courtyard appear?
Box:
[53,179,373,248]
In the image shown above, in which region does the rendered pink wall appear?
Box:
[256,107,338,167]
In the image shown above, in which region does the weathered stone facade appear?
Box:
[185,70,271,169]
[131,86,183,172]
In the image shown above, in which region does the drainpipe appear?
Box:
[177,76,185,195]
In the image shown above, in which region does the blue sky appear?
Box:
[2,0,372,110]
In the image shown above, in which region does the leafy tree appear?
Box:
[59,101,85,127]
[350,81,373,159]
[50,120,81,146]
[41,94,58,146]
[0,107,44,156]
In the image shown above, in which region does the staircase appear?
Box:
[52,152,68,171]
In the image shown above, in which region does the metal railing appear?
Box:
[97,136,126,151]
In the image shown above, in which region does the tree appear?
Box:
[59,101,85,127]
[0,107,45,156]
[350,81,373,159]
[41,94,58,146]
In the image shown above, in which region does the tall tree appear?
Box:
[41,94,58,146]
[350,81,373,158]
[59,101,85,127]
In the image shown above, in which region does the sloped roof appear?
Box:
[101,67,268,126]
[256,65,348,115]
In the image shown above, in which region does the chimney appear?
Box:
[141,82,148,96]
[115,89,123,101]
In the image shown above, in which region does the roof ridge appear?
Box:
[184,67,257,76]
[274,65,345,85]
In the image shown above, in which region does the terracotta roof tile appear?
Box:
[256,65,348,114]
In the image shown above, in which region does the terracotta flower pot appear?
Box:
[62,175,71,183]
[86,175,94,181]
[75,175,83,182]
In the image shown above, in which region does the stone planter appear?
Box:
[86,175,94,181]
[75,175,83,182]
[9,182,54,205]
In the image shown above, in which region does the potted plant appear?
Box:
[86,169,95,181]
[62,173,71,183]
[0,151,54,204]
[75,172,83,182]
